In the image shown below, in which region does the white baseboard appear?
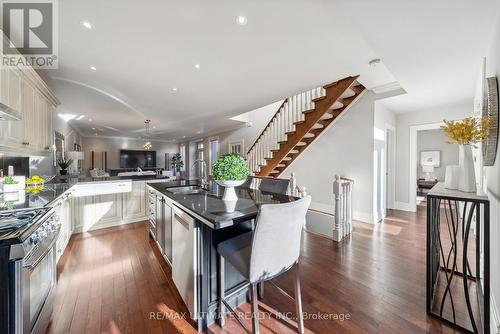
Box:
[394,201,415,212]
[309,200,374,224]
[492,293,500,334]
[353,211,375,224]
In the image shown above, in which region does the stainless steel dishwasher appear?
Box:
[172,206,198,319]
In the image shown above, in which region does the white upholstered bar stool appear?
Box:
[217,196,311,334]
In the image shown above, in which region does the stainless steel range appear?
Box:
[0,208,60,334]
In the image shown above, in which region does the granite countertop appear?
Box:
[0,174,172,212]
[147,180,298,229]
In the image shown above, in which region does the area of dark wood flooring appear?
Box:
[46,206,464,334]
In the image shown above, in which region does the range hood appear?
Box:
[0,102,21,121]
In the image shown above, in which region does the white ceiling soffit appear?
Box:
[335,0,500,114]
[43,0,399,139]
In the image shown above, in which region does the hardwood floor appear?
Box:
[46,206,463,334]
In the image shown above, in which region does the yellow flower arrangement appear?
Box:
[441,116,492,145]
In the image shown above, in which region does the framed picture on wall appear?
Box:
[420,150,440,167]
[229,140,244,155]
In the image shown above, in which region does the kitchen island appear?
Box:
[147,181,298,331]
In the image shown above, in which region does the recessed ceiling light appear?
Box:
[194,64,201,69]
[197,131,202,134]
[88,118,92,122]
[172,87,178,92]
[92,127,95,130]
[236,16,248,26]
[90,66,97,71]
[182,135,186,138]
[82,21,93,29]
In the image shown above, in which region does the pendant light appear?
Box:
[143,120,152,150]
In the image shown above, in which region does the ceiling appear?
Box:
[42,0,500,139]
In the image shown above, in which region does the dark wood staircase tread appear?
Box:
[312,95,327,102]
[302,108,316,114]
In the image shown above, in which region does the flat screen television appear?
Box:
[119,150,157,169]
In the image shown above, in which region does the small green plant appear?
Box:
[3,176,18,185]
[57,158,73,171]
[171,153,184,173]
[212,153,250,181]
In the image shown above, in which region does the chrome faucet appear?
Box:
[191,159,208,187]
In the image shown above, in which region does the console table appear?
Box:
[418,178,438,195]
[427,183,490,334]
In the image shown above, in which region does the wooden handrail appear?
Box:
[246,98,288,155]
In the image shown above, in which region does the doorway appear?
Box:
[383,126,396,215]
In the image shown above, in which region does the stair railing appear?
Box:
[246,86,326,175]
[332,175,353,242]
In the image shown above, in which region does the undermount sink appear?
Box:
[166,186,206,195]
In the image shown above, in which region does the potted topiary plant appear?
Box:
[212,153,250,205]
[57,158,73,175]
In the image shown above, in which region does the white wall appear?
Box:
[81,136,178,173]
[394,102,472,206]
[416,129,459,181]
[485,14,500,332]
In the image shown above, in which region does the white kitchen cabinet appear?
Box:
[123,181,147,221]
[0,35,59,153]
[71,181,149,233]
[54,193,73,263]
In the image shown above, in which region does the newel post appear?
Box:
[333,174,343,241]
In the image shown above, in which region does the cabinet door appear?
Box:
[5,69,25,145]
[123,181,146,220]
[156,197,164,251]
[94,193,123,225]
[163,201,172,263]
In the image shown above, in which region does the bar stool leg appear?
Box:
[294,262,304,334]
[258,282,265,299]
[218,254,225,326]
[250,283,260,334]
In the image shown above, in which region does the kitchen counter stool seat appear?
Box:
[217,196,311,334]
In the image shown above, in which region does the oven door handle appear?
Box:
[24,228,60,271]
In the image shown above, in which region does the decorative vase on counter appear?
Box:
[458,144,476,192]
[215,180,245,213]
[444,165,459,190]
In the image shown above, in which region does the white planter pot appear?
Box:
[444,165,460,190]
[215,180,246,202]
[458,145,476,193]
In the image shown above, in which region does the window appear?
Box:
[229,140,244,155]
[209,137,219,175]
[196,141,204,179]
[179,144,186,172]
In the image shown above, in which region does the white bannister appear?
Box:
[247,86,326,175]
[332,174,353,242]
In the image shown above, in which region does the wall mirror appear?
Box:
[482,76,499,166]
[53,131,65,167]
